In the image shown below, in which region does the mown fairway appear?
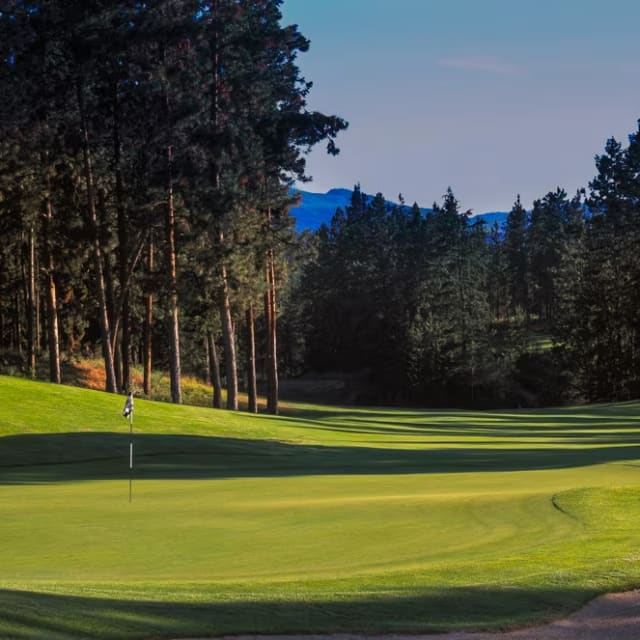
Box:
[1,375,640,639]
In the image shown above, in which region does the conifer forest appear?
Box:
[2,1,640,410]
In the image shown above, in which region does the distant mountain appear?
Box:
[290,188,508,232]
[471,211,510,228]
[289,188,354,231]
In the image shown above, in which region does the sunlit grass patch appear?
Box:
[0,375,639,638]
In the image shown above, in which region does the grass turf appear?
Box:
[1,374,640,638]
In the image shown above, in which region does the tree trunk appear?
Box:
[207,331,223,409]
[120,297,130,390]
[143,233,154,397]
[204,336,211,386]
[209,6,236,410]
[113,78,131,393]
[219,231,238,410]
[97,189,122,392]
[76,77,117,393]
[219,275,238,410]
[157,40,183,404]
[245,305,258,413]
[43,197,61,384]
[0,253,4,348]
[35,251,41,353]
[166,145,182,404]
[0,278,4,349]
[14,287,22,353]
[264,243,279,415]
[26,226,37,377]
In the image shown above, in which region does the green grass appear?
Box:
[1,375,640,638]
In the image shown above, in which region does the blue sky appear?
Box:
[281,0,640,213]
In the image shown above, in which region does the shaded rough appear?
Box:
[177,589,640,640]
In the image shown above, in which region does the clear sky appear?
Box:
[280,0,640,213]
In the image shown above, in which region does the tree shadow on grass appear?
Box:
[0,584,601,640]
[279,407,640,448]
[1,431,640,485]
[283,406,640,436]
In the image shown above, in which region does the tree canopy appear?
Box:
[2,2,640,409]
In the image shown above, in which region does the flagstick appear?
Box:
[129,411,133,503]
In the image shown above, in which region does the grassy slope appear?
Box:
[1,375,640,639]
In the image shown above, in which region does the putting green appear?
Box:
[0,478,582,581]
[1,375,640,639]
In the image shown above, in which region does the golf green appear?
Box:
[1,375,639,639]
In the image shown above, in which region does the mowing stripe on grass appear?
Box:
[0,375,640,638]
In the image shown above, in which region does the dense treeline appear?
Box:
[291,120,640,407]
[0,0,346,413]
[2,4,640,410]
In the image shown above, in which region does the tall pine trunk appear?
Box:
[245,305,258,413]
[76,77,117,393]
[159,39,183,405]
[207,331,223,409]
[264,220,279,415]
[210,6,237,410]
[143,233,154,397]
[14,287,22,354]
[98,189,123,391]
[26,226,37,378]
[35,249,41,354]
[43,196,61,384]
[219,237,238,410]
[166,144,182,404]
[0,255,4,350]
[113,78,131,393]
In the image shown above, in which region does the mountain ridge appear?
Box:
[290,187,508,231]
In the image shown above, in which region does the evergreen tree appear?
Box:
[406,189,492,405]
[527,188,571,325]
[503,195,529,316]
[486,221,508,320]
[558,126,640,400]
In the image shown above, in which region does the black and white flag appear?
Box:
[122,392,134,418]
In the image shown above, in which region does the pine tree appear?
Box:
[560,126,640,400]
[504,195,529,316]
[486,221,508,320]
